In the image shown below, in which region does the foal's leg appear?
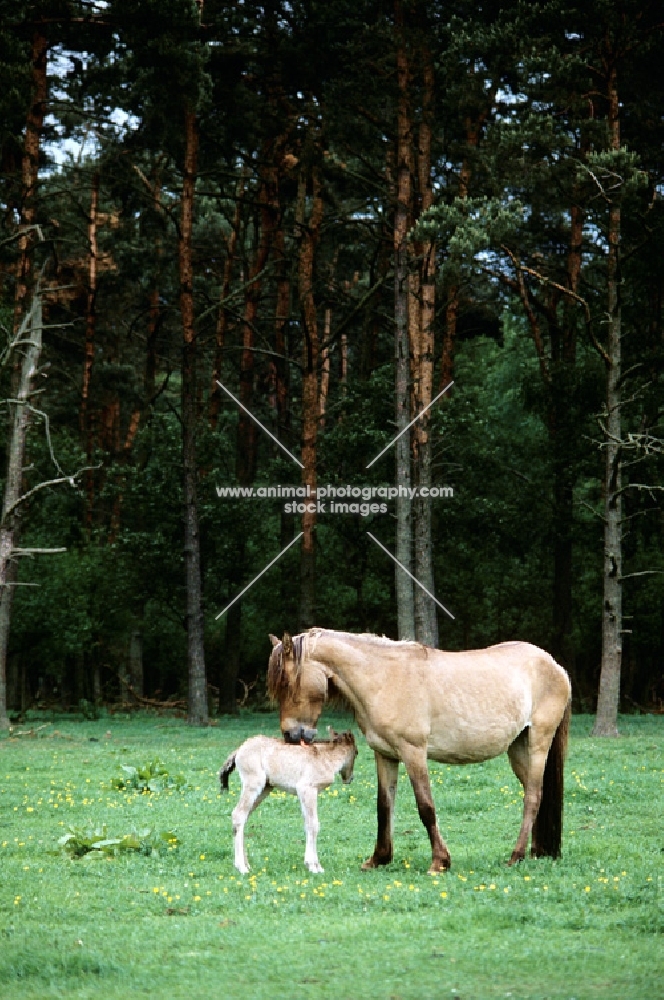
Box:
[361,752,399,869]
[298,786,323,873]
[400,745,451,874]
[507,723,554,865]
[231,781,270,873]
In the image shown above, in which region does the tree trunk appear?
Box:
[81,171,100,532]
[592,66,622,737]
[394,3,415,640]
[0,568,16,727]
[92,661,102,703]
[273,222,291,443]
[209,170,244,429]
[219,541,244,715]
[180,107,207,726]
[80,171,99,433]
[550,199,583,681]
[145,285,160,403]
[1,33,47,728]
[440,84,495,391]
[217,158,275,703]
[273,222,294,616]
[128,629,143,697]
[0,293,43,729]
[145,168,164,405]
[319,336,330,427]
[298,164,324,630]
[412,45,438,647]
[13,30,47,332]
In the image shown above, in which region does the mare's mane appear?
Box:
[266,628,427,706]
[266,632,308,700]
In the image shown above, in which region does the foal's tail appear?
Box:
[532,699,571,859]
[218,751,237,791]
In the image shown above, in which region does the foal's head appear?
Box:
[267,631,327,744]
[328,728,358,784]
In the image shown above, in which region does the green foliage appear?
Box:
[109,759,186,793]
[414,195,525,272]
[58,823,180,859]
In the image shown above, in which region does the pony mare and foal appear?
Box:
[266,628,572,873]
[220,628,571,875]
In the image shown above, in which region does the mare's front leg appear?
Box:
[400,745,451,874]
[298,786,323,873]
[361,751,399,870]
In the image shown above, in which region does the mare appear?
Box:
[267,629,571,873]
[219,728,357,874]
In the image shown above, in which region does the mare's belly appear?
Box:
[427,719,526,764]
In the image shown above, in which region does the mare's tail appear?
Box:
[532,699,571,859]
[218,751,237,791]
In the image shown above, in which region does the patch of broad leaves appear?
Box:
[110,759,186,793]
[58,824,180,859]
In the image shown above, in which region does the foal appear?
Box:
[219,728,357,874]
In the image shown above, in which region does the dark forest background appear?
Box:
[1,0,663,730]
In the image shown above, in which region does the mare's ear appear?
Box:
[282,632,293,655]
[269,634,280,648]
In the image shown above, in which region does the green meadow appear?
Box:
[0,711,661,1000]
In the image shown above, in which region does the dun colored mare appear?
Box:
[267,629,571,873]
[219,728,357,874]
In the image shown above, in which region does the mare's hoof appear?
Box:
[361,854,391,870]
[428,858,451,874]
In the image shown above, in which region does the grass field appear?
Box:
[0,710,662,1000]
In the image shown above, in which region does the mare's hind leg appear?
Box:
[298,786,323,873]
[400,745,451,874]
[507,724,553,865]
[507,728,530,863]
[231,782,270,873]
[361,752,399,869]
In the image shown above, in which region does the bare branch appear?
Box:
[1,466,98,524]
[500,245,551,385]
[4,401,65,475]
[12,547,67,556]
[513,258,611,367]
[578,499,606,522]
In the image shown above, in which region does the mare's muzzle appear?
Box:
[283,725,317,745]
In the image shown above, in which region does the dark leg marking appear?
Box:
[362,753,399,870]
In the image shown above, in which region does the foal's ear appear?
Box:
[282,632,293,655]
[269,634,280,648]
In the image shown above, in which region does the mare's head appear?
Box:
[267,631,327,744]
[328,727,358,784]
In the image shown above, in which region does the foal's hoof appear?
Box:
[507,851,524,867]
